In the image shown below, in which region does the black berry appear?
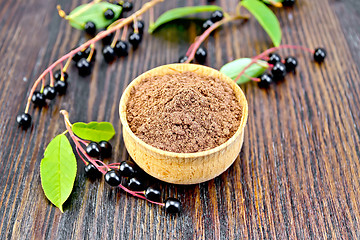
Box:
[145,187,161,202]
[121,2,133,12]
[86,142,101,158]
[284,56,298,72]
[43,85,56,100]
[104,9,115,20]
[195,47,207,64]
[16,113,32,129]
[84,21,96,35]
[210,10,223,22]
[104,170,121,187]
[99,141,112,158]
[268,53,282,65]
[282,0,296,7]
[53,70,68,81]
[31,91,46,106]
[128,32,142,48]
[165,198,181,214]
[271,62,287,81]
[314,48,326,63]
[102,45,116,63]
[54,80,68,95]
[84,163,102,179]
[115,41,129,57]
[83,47,97,62]
[178,56,189,63]
[102,33,114,46]
[131,20,145,34]
[258,73,273,88]
[202,19,214,32]
[76,58,92,76]
[119,161,136,177]
[127,177,145,191]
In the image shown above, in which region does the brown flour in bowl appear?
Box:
[126,71,242,153]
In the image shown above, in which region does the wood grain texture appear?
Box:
[0,0,359,239]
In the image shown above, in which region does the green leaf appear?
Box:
[220,58,268,84]
[40,134,77,212]
[66,2,122,30]
[72,122,115,142]
[148,5,223,33]
[241,0,282,46]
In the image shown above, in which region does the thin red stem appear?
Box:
[117,184,165,206]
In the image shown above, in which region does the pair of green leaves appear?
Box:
[40,121,115,212]
[149,0,281,47]
[66,2,122,30]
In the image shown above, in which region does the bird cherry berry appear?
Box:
[282,0,296,7]
[102,45,116,63]
[99,141,112,158]
[102,33,114,46]
[271,62,287,81]
[53,69,68,81]
[164,198,181,214]
[178,56,189,63]
[84,21,96,35]
[284,56,298,72]
[258,73,273,88]
[314,48,327,63]
[43,85,56,100]
[121,1,133,12]
[86,142,101,158]
[131,20,145,34]
[31,91,46,106]
[195,47,207,64]
[16,113,32,129]
[104,9,115,20]
[202,19,214,32]
[115,41,129,57]
[210,10,224,22]
[54,80,68,95]
[84,163,102,179]
[127,177,145,191]
[145,187,161,202]
[76,58,92,76]
[128,32,142,48]
[119,161,136,177]
[268,53,282,65]
[104,170,121,187]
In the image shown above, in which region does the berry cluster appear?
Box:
[257,47,327,88]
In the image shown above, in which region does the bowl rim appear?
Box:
[119,63,248,159]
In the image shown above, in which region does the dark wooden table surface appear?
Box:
[1,0,360,239]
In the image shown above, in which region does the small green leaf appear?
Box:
[40,134,77,212]
[66,2,122,30]
[220,58,268,84]
[241,0,282,46]
[148,5,223,33]
[72,122,115,142]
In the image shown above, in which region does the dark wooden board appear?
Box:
[0,0,359,239]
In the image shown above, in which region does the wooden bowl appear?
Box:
[119,64,248,184]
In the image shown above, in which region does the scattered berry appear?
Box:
[53,70,68,81]
[210,10,224,22]
[268,53,282,65]
[195,47,207,64]
[127,177,145,191]
[102,45,116,63]
[165,198,181,214]
[128,32,142,48]
[84,21,96,35]
[104,9,115,20]
[178,56,189,63]
[31,91,46,106]
[16,113,32,129]
[76,58,92,76]
[132,20,145,34]
[119,161,136,177]
[282,0,296,7]
[115,41,129,57]
[84,163,102,179]
[43,85,56,100]
[314,48,327,63]
[121,1,133,12]
[99,141,112,158]
[145,187,161,202]
[271,62,287,81]
[202,19,214,32]
[258,73,273,88]
[86,142,101,158]
[284,56,298,72]
[104,170,121,187]
[102,33,114,46]
[54,80,68,95]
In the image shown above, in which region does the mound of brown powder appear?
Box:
[126,71,242,153]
